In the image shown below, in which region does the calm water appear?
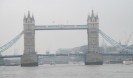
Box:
[0,64,133,78]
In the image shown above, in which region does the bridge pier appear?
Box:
[0,58,4,66]
[85,52,103,65]
[21,11,38,66]
[0,53,4,66]
[85,10,103,65]
[21,53,38,66]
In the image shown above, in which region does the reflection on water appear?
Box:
[0,64,133,78]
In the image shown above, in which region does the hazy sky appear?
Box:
[0,0,133,55]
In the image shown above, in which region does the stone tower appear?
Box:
[21,11,38,66]
[85,10,103,65]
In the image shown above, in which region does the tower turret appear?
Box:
[23,11,34,24]
[23,14,27,23]
[95,14,99,22]
[32,14,35,23]
[91,10,94,18]
[87,13,91,23]
[87,10,99,23]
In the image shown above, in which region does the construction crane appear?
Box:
[125,32,133,46]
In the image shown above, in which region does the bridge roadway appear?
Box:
[35,25,88,30]
[1,53,133,58]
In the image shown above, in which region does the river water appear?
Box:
[0,64,133,78]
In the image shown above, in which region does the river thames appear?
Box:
[0,64,133,78]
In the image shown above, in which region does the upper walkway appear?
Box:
[35,25,88,30]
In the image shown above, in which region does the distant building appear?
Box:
[46,51,50,54]
[56,48,71,54]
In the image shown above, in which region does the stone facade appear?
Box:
[85,10,103,65]
[21,11,38,66]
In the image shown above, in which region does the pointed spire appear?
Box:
[23,13,27,23]
[87,13,90,20]
[87,13,91,23]
[32,14,34,19]
[91,10,94,17]
[95,13,99,22]
[96,13,98,19]
[27,10,31,18]
[32,14,35,22]
[92,9,94,13]
[24,13,26,19]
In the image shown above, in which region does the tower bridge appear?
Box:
[1,10,132,66]
[20,10,102,66]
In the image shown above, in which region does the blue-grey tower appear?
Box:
[21,11,38,66]
[85,10,103,65]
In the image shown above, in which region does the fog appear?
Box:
[0,0,133,55]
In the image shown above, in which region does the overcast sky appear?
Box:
[0,0,133,55]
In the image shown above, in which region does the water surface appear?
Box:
[0,64,133,78]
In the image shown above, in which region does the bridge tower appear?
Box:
[21,11,38,66]
[85,10,103,65]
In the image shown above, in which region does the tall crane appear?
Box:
[125,32,133,46]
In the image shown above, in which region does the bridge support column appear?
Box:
[21,53,38,66]
[21,11,38,66]
[0,53,4,66]
[85,52,103,65]
[85,10,103,65]
[0,58,4,66]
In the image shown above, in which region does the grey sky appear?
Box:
[0,0,133,55]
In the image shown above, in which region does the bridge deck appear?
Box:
[1,53,133,58]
